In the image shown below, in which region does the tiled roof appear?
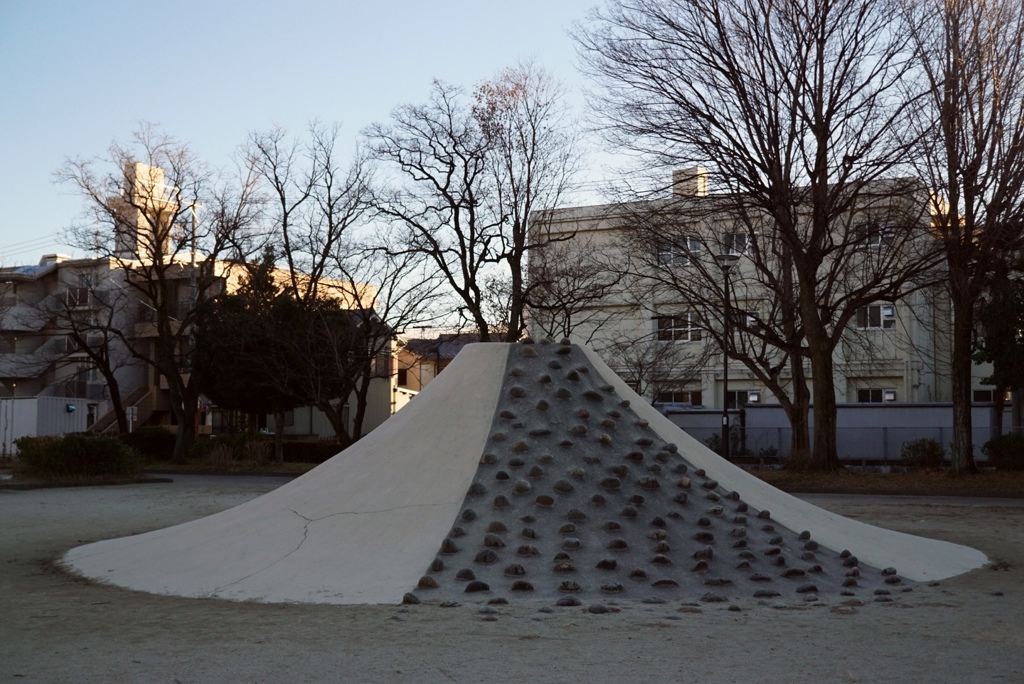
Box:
[403,333,482,360]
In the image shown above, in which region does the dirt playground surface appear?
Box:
[1,476,1021,683]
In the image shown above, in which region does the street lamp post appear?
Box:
[714,253,740,459]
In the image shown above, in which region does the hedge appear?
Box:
[15,433,138,478]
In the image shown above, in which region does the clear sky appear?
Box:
[0,0,613,265]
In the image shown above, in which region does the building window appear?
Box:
[0,282,15,306]
[974,389,1012,402]
[736,310,762,332]
[85,364,101,382]
[397,368,408,386]
[857,388,897,403]
[725,390,748,409]
[856,304,896,329]
[372,352,392,378]
[657,313,702,342]
[66,287,90,308]
[656,389,703,405]
[657,236,701,266]
[853,222,894,249]
[723,232,750,256]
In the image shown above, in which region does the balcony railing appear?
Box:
[137,301,191,323]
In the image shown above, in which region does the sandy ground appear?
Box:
[1,476,1021,684]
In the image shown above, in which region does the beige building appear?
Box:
[395,334,481,393]
[528,169,997,412]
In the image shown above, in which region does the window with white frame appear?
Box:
[853,222,894,249]
[66,287,90,308]
[857,388,897,403]
[655,389,703,405]
[856,303,896,329]
[974,389,1012,402]
[656,236,701,266]
[723,231,750,256]
[657,313,702,342]
[741,310,761,330]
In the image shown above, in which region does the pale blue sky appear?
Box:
[0,0,613,264]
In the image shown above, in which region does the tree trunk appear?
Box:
[171,404,196,464]
[273,409,285,465]
[949,299,978,473]
[1013,389,1023,430]
[788,358,812,456]
[507,256,525,342]
[800,279,841,471]
[352,375,371,442]
[994,384,1006,436]
[318,401,353,448]
[101,368,129,434]
[164,368,198,463]
[807,345,841,471]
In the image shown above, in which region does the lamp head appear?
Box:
[714,253,740,272]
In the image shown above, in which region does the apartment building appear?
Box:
[1,163,401,452]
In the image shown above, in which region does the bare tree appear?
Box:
[600,330,715,405]
[903,0,1024,473]
[58,124,261,461]
[246,124,442,443]
[248,123,372,305]
[46,268,138,434]
[475,63,583,340]
[527,236,625,342]
[577,0,941,470]
[245,124,373,443]
[367,63,580,341]
[327,233,446,441]
[611,199,812,455]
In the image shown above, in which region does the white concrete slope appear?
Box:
[64,343,510,605]
[581,346,989,582]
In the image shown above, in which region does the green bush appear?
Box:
[13,436,60,468]
[16,433,138,478]
[900,438,946,469]
[120,427,177,461]
[983,432,1024,470]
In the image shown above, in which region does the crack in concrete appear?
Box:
[211,501,460,594]
[300,500,462,523]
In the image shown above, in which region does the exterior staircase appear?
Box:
[89,386,154,434]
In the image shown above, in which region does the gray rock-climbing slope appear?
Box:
[410,338,915,604]
[63,340,986,605]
